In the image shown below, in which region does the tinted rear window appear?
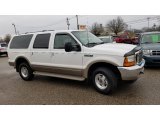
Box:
[1,44,7,47]
[33,33,51,49]
[10,34,33,49]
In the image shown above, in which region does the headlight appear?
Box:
[123,55,136,67]
[143,50,152,55]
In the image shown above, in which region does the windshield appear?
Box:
[72,31,103,47]
[141,33,160,44]
[100,37,112,43]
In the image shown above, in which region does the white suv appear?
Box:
[8,30,145,94]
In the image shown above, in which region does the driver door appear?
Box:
[51,33,83,77]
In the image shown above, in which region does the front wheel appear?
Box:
[18,62,34,81]
[91,67,117,94]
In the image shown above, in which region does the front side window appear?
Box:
[141,33,160,44]
[54,34,77,49]
[33,33,51,49]
[10,34,33,49]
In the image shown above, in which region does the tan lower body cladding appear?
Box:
[31,64,83,77]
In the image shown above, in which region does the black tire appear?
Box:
[91,67,117,94]
[18,62,34,81]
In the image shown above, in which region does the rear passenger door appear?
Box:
[30,33,51,67]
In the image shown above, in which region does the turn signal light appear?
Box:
[123,57,135,67]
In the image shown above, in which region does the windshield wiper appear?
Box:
[97,42,105,44]
[86,42,104,47]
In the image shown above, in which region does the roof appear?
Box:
[25,30,84,34]
[141,31,160,35]
[14,30,86,36]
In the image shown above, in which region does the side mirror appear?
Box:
[65,42,73,52]
[65,42,81,52]
[74,44,81,52]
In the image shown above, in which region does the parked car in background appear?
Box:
[114,34,139,45]
[99,36,113,43]
[112,35,118,41]
[139,32,160,66]
[0,42,8,56]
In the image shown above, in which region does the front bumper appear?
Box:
[143,55,160,66]
[118,59,145,80]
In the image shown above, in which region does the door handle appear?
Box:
[31,52,33,55]
[51,52,54,56]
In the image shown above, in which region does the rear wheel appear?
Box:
[18,62,34,81]
[91,67,117,94]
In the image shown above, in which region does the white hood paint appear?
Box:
[86,43,136,56]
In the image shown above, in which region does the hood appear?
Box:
[89,43,136,56]
[141,43,160,50]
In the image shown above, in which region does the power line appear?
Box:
[15,15,87,30]
[17,16,76,29]
[17,19,65,29]
[15,15,160,31]
[126,16,160,24]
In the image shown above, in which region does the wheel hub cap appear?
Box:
[21,67,28,78]
[95,73,108,90]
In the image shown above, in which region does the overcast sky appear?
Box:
[0,15,159,37]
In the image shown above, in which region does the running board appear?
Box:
[33,71,85,81]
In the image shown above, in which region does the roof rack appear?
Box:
[25,30,54,34]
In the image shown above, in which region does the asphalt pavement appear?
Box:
[0,56,160,105]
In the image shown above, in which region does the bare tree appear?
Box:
[106,17,127,35]
[91,23,104,36]
[4,34,11,44]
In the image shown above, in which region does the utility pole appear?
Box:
[157,17,160,26]
[76,15,79,30]
[147,17,150,29]
[66,18,70,30]
[12,23,17,35]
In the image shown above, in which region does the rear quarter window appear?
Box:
[10,34,33,49]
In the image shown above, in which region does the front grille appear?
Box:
[152,51,160,56]
[136,51,143,63]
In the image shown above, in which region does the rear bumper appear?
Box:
[118,59,145,80]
